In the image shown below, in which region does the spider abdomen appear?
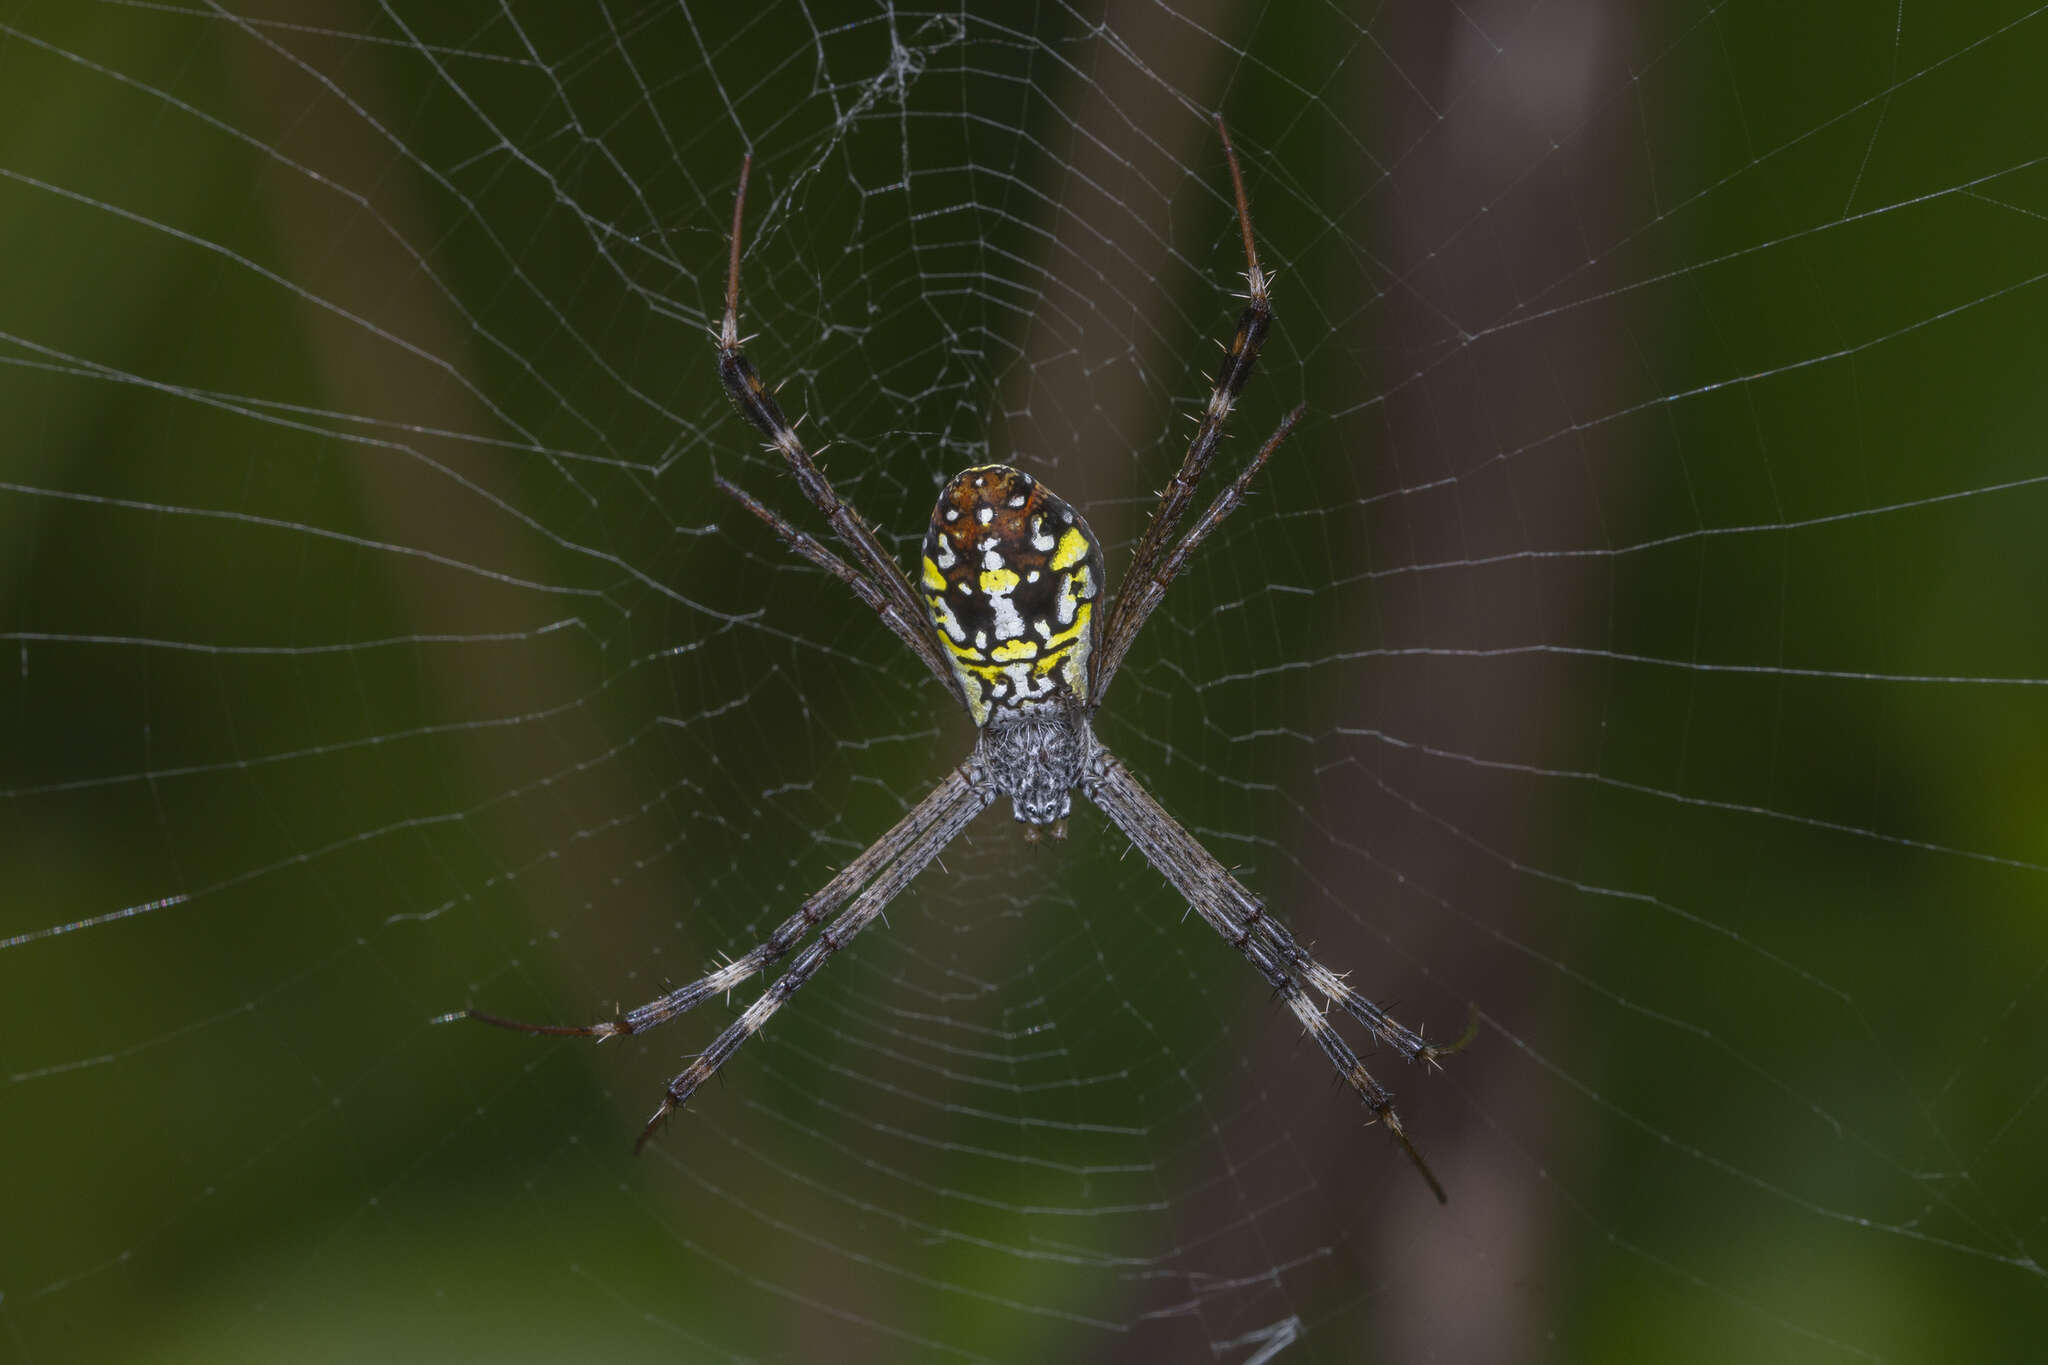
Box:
[921,465,1105,726]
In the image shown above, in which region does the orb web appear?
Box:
[4,3,2046,1360]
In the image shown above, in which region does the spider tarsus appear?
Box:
[633,1098,677,1154]
[1212,113,1262,287]
[1381,1109,1449,1205]
[1420,1006,1482,1065]
[461,1007,624,1039]
[1216,404,1302,501]
[724,153,752,337]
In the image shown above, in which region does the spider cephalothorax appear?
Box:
[462,117,1467,1203]
[976,696,1092,827]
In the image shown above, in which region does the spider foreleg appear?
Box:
[714,476,959,698]
[1096,405,1303,686]
[712,153,940,684]
[1095,116,1277,699]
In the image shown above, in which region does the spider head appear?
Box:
[977,703,1091,826]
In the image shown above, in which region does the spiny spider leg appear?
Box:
[715,156,938,670]
[1084,751,1448,1202]
[636,768,992,1151]
[714,476,962,704]
[1094,114,1275,700]
[1099,403,1304,676]
[1239,896,1476,1065]
[463,767,980,1043]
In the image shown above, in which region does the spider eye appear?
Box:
[921,464,1103,728]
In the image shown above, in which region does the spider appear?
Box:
[463,117,1464,1201]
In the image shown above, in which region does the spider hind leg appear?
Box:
[1084,748,1453,1202]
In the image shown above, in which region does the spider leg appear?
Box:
[714,156,938,676]
[1094,115,1275,700]
[460,767,982,1042]
[1094,403,1304,691]
[1083,747,1450,1202]
[636,765,993,1150]
[714,476,962,703]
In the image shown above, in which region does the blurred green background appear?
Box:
[4,1,2046,1360]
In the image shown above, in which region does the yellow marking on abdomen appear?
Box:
[1050,528,1091,570]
